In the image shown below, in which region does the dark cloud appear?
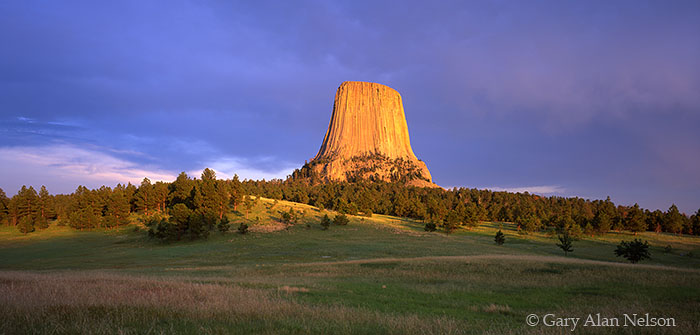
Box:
[1,0,699,212]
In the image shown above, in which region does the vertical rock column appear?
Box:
[314,81,418,161]
[310,81,434,186]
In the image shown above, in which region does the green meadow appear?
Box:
[1,197,699,334]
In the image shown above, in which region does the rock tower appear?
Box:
[294,81,436,187]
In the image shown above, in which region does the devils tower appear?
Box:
[293,81,436,187]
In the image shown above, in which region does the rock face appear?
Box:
[294,81,436,187]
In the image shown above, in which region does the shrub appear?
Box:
[237,222,249,234]
[36,217,49,230]
[320,214,332,230]
[280,207,298,229]
[424,222,437,232]
[147,218,175,241]
[333,214,349,226]
[187,212,210,240]
[663,245,672,253]
[442,211,460,235]
[147,208,212,242]
[169,204,191,225]
[17,216,35,234]
[523,215,541,232]
[280,211,292,224]
[614,239,650,263]
[494,230,505,245]
[199,210,218,231]
[217,216,231,233]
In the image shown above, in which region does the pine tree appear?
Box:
[494,230,505,245]
[17,215,34,234]
[105,187,131,228]
[170,203,192,226]
[69,201,101,230]
[333,213,349,226]
[217,215,231,233]
[320,214,332,230]
[682,212,694,235]
[229,174,243,211]
[67,186,86,229]
[201,167,216,182]
[625,204,646,235]
[68,186,102,229]
[237,221,249,234]
[280,210,292,225]
[647,210,664,233]
[243,195,254,219]
[592,211,612,234]
[7,196,18,226]
[612,206,626,231]
[136,178,154,216]
[13,186,39,232]
[0,188,8,225]
[664,204,684,234]
[199,168,225,218]
[37,185,54,228]
[523,214,542,232]
[124,183,137,213]
[17,186,39,221]
[392,192,410,217]
[169,172,194,208]
[215,180,230,219]
[443,210,460,235]
[426,198,447,223]
[187,212,210,240]
[556,231,574,256]
[95,186,112,218]
[153,182,169,213]
[557,214,582,237]
[82,204,102,229]
[691,209,700,236]
[463,202,480,230]
[615,239,651,263]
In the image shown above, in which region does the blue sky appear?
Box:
[1,1,699,213]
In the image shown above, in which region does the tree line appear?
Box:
[1,170,699,238]
[0,169,242,237]
[242,178,700,236]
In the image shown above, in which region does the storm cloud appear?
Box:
[1,0,699,212]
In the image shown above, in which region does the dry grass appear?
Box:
[248,221,287,233]
[0,270,466,335]
[481,304,512,314]
[277,285,310,294]
[0,271,272,318]
[1,259,698,334]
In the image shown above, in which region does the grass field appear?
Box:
[1,197,699,334]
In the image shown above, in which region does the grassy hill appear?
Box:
[1,197,699,334]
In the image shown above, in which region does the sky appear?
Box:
[1,1,699,214]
